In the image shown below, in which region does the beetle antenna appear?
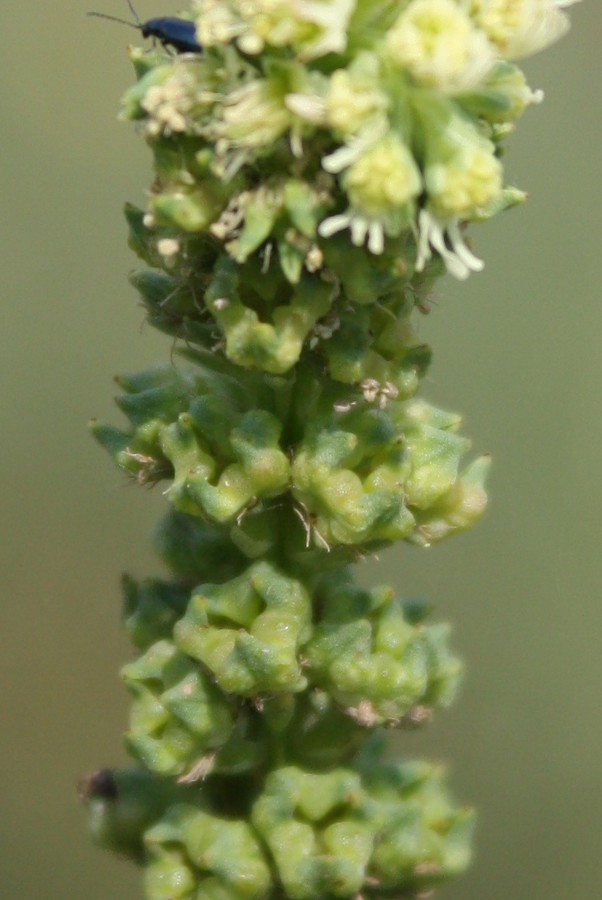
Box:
[126,0,142,28]
[87,11,140,31]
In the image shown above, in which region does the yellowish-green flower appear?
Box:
[472,0,574,60]
[218,80,290,148]
[194,0,243,47]
[386,0,495,93]
[293,0,357,58]
[140,69,209,139]
[319,133,421,253]
[208,78,291,177]
[412,109,502,279]
[345,134,422,217]
[424,122,503,220]
[194,0,357,59]
[325,53,389,135]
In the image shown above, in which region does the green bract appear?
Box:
[81,1,573,897]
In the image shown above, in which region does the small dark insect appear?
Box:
[88,0,202,54]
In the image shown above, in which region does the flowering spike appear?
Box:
[81,2,576,896]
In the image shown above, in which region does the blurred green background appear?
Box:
[1,3,600,897]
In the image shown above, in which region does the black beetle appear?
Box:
[88,1,202,54]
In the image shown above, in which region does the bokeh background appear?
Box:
[1,3,600,897]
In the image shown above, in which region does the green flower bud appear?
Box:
[206,265,333,374]
[122,576,190,650]
[472,0,572,61]
[144,845,197,900]
[460,60,544,125]
[412,453,491,545]
[360,759,475,891]
[175,562,311,695]
[162,408,290,522]
[252,766,370,899]
[195,0,356,60]
[386,0,496,93]
[325,52,389,137]
[129,268,217,347]
[317,303,431,397]
[320,232,417,307]
[152,184,226,233]
[305,572,462,724]
[291,394,486,549]
[121,640,234,777]
[145,805,272,900]
[401,401,470,508]
[95,361,292,523]
[252,760,472,897]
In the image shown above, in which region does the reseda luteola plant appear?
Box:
[80,2,575,897]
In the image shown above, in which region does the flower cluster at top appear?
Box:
[121,0,573,283]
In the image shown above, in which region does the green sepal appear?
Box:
[115,365,190,427]
[89,420,130,458]
[277,237,305,284]
[472,185,527,222]
[283,179,326,238]
[229,189,281,263]
[153,510,247,583]
[124,203,162,268]
[456,87,516,121]
[122,576,190,650]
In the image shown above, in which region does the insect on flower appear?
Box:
[88,0,202,54]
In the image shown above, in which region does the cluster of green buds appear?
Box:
[81,1,575,897]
